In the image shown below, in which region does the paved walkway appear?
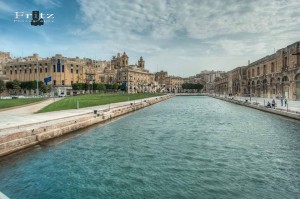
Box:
[216,95,300,113]
[0,97,164,131]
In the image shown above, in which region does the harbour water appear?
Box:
[0,96,300,198]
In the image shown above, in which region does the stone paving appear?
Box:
[0,96,163,132]
[215,94,300,113]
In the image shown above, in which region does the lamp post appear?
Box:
[36,60,39,96]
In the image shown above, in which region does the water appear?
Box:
[0,96,300,199]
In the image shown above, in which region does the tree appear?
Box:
[112,83,118,90]
[182,83,203,91]
[0,80,5,96]
[6,80,21,95]
[72,83,83,91]
[97,84,106,91]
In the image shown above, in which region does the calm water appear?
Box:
[0,96,300,199]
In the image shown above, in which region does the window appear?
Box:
[53,80,56,86]
[62,80,65,85]
[71,81,73,85]
[40,68,42,73]
[257,67,260,76]
[271,62,275,72]
[10,71,12,75]
[53,65,56,72]
[71,69,73,73]
[76,69,78,74]
[30,69,32,74]
[45,63,48,66]
[25,69,27,74]
[62,65,65,72]
[35,69,37,73]
[45,68,48,73]
[284,57,287,67]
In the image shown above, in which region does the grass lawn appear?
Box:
[38,93,163,113]
[0,98,46,109]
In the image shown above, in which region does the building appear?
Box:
[0,52,11,81]
[215,41,300,100]
[3,54,109,95]
[98,53,156,93]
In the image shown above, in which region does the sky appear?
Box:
[1,0,300,77]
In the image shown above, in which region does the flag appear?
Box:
[44,76,52,85]
[86,81,90,86]
[89,81,93,85]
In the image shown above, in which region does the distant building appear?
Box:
[3,54,109,96]
[0,52,11,81]
[215,41,300,100]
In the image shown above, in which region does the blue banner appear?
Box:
[122,81,126,87]
[44,76,52,85]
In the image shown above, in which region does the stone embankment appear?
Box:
[211,95,300,120]
[0,95,173,157]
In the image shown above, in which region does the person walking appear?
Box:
[272,99,276,109]
[280,96,283,106]
[284,98,287,107]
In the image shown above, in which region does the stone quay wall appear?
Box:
[211,95,300,120]
[0,95,174,157]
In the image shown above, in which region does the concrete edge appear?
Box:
[0,192,10,199]
[0,95,174,158]
[210,96,300,121]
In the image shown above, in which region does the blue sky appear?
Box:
[1,0,300,77]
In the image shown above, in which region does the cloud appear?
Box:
[0,1,14,13]
[33,0,61,8]
[76,0,300,40]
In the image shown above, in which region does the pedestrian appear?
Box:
[280,96,283,106]
[284,98,287,107]
[272,99,275,109]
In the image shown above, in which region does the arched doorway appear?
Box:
[296,73,300,100]
[262,79,268,98]
[282,76,289,99]
[257,80,261,97]
[251,81,255,96]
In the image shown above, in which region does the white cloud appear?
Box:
[0,1,14,13]
[33,0,61,8]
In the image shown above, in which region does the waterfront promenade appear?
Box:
[215,94,300,113]
[0,96,169,131]
[0,95,173,157]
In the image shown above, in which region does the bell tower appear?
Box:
[138,56,144,69]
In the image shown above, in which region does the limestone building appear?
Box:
[154,71,184,92]
[113,55,155,93]
[215,41,300,100]
[4,54,109,95]
[0,52,11,81]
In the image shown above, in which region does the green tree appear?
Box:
[0,80,5,96]
[97,84,106,91]
[5,81,14,90]
[72,83,83,90]
[112,83,118,90]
